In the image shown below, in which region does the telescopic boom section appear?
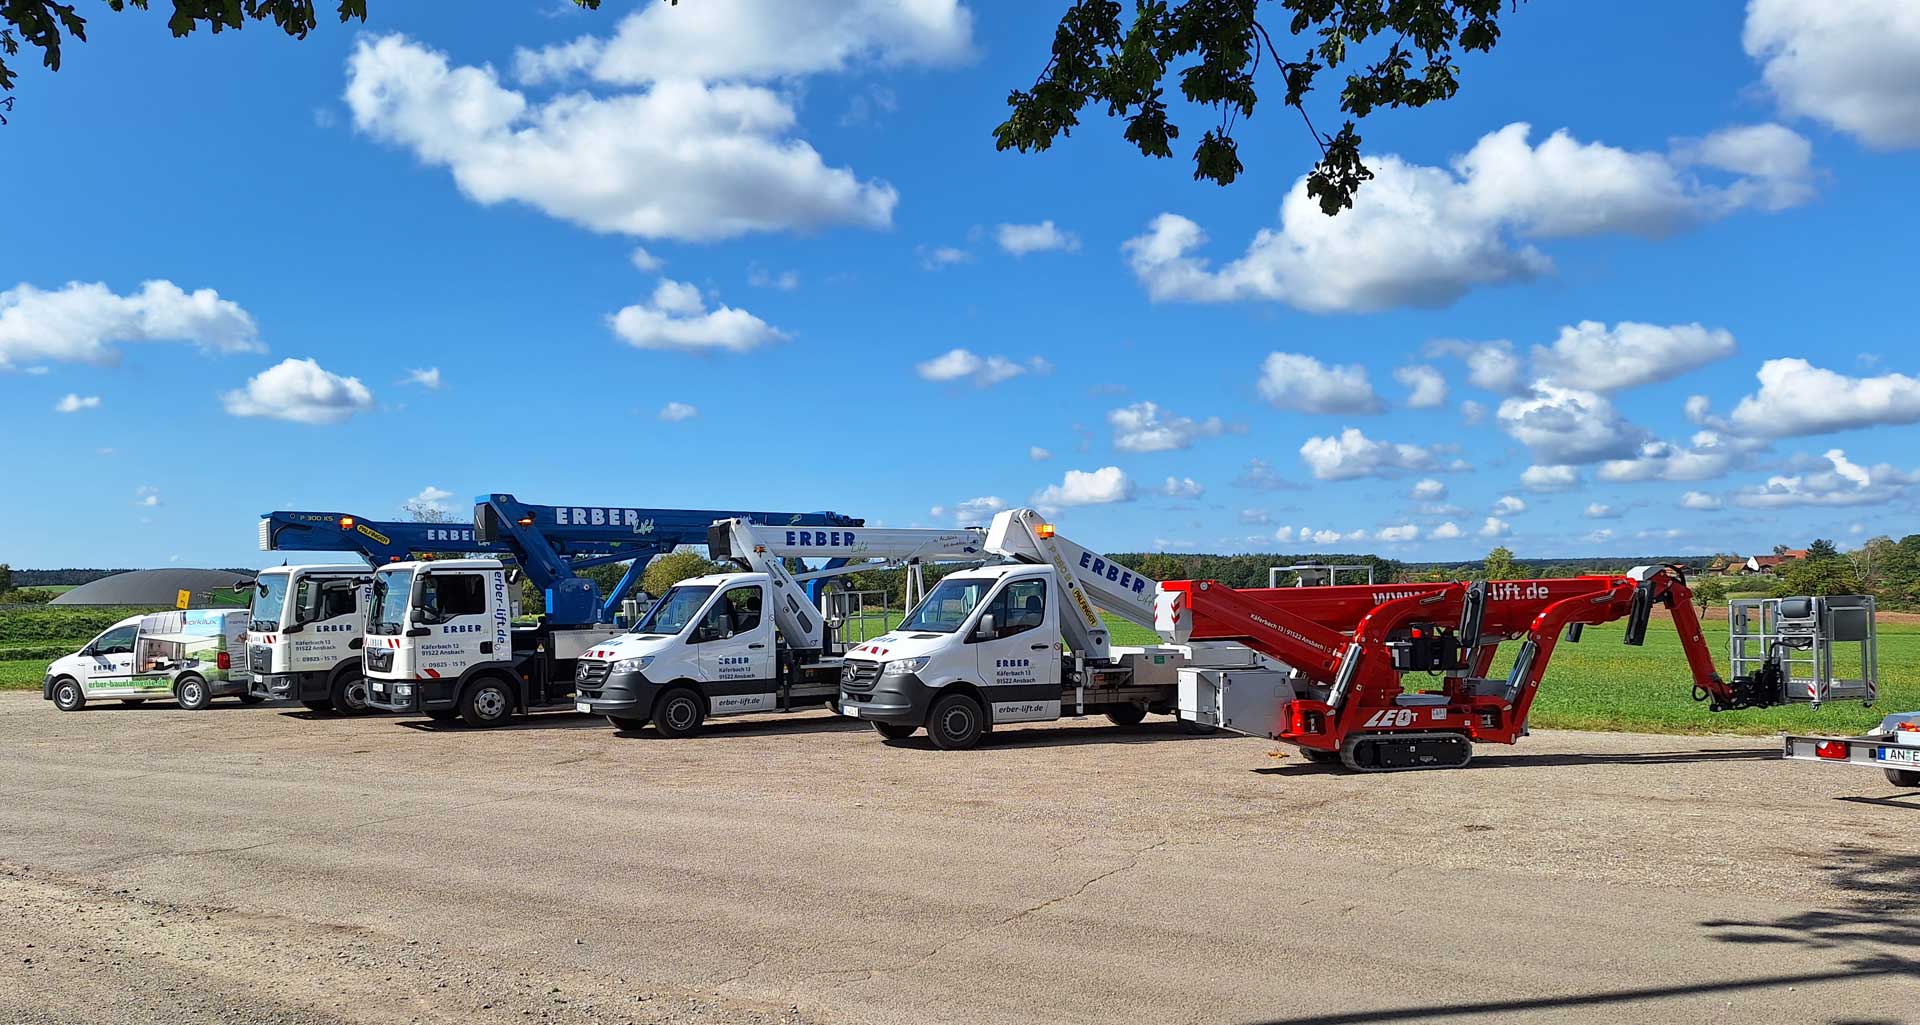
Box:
[1160,567,1740,754]
[259,510,495,565]
[707,519,988,651]
[986,508,1158,661]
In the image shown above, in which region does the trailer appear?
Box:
[1161,567,1816,772]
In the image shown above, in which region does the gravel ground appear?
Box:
[1,692,1916,1025]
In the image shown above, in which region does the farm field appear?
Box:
[0,606,166,691]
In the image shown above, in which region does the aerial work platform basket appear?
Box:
[1729,595,1877,708]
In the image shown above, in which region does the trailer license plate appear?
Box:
[575,702,592,714]
[1876,746,1920,765]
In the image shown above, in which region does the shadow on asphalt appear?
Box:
[610,714,871,740]
[1240,845,1920,1025]
[1836,792,1920,811]
[875,719,1235,752]
[1254,746,1778,776]
[75,699,274,714]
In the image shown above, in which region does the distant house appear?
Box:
[1743,549,1810,574]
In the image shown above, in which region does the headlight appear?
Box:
[613,656,653,673]
[881,656,929,676]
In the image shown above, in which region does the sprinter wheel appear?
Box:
[330,671,371,715]
[871,721,917,741]
[1105,704,1148,726]
[460,678,515,728]
[52,678,84,712]
[175,675,212,711]
[652,687,705,738]
[1886,767,1920,788]
[927,693,985,750]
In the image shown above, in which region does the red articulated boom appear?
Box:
[1158,567,1786,771]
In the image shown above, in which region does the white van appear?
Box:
[43,609,256,712]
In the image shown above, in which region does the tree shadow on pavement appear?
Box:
[1255,746,1775,777]
[1237,846,1920,1025]
[610,713,870,740]
[878,720,1241,752]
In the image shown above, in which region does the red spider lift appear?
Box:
[1157,566,1790,772]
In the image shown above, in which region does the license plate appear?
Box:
[575,702,593,714]
[1876,746,1920,765]
[840,702,860,716]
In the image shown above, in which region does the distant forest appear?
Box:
[9,568,255,587]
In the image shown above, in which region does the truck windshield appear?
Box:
[251,574,290,631]
[898,576,994,633]
[369,569,414,636]
[631,585,714,636]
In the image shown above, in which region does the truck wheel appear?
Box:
[51,678,85,712]
[460,678,516,728]
[175,675,212,711]
[1105,704,1148,726]
[301,699,334,713]
[606,715,646,732]
[120,699,147,707]
[926,693,985,750]
[651,687,705,738]
[1886,768,1920,788]
[330,671,371,716]
[871,721,917,741]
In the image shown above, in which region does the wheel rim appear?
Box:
[474,687,507,720]
[667,697,697,730]
[183,681,203,705]
[57,683,76,707]
[341,679,369,710]
[939,704,975,740]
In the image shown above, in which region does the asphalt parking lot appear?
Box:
[2,692,1915,1025]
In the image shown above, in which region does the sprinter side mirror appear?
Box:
[972,614,996,641]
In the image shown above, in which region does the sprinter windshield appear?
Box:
[631,585,714,636]
[251,575,290,631]
[369,569,414,636]
[898,576,993,633]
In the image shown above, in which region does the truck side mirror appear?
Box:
[973,614,996,641]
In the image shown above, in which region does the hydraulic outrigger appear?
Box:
[1160,566,1792,771]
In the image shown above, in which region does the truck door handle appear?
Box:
[748,643,766,649]
[1030,644,1050,650]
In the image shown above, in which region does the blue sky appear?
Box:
[3,0,1917,570]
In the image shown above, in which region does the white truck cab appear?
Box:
[45,609,254,712]
[573,520,989,737]
[362,558,616,726]
[838,509,1229,749]
[244,564,372,713]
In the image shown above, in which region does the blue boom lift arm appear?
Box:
[259,511,508,566]
[471,494,861,625]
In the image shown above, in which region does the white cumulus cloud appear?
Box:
[1530,321,1737,393]
[610,279,786,353]
[1394,364,1448,408]
[1376,524,1419,543]
[1159,476,1205,499]
[1585,502,1621,519]
[1299,428,1442,481]
[405,366,441,389]
[222,357,375,425]
[1029,446,1051,461]
[1109,401,1227,453]
[658,401,698,422]
[1428,521,1464,540]
[1731,449,1919,508]
[345,34,898,242]
[1492,495,1526,516]
[1033,467,1134,510]
[1520,464,1579,492]
[952,495,1008,525]
[1744,0,1920,149]
[54,394,100,413]
[1498,384,1646,465]
[0,279,261,369]
[1257,352,1382,413]
[1122,122,1811,313]
[1680,490,1723,510]
[995,220,1080,255]
[1728,358,1920,437]
[915,348,1049,387]
[1479,516,1513,538]
[1410,478,1447,500]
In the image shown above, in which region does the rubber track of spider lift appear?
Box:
[1340,731,1474,773]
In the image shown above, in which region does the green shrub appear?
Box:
[0,606,165,644]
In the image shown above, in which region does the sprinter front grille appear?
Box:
[841,660,881,697]
[575,661,609,686]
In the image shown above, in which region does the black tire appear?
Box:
[1105,704,1148,726]
[926,692,986,750]
[871,720,917,741]
[120,698,147,706]
[237,693,266,705]
[460,677,516,728]
[606,714,647,732]
[426,709,460,723]
[329,670,371,716]
[51,678,85,712]
[1302,748,1342,765]
[301,699,334,713]
[175,675,212,711]
[1885,767,1920,788]
[651,687,705,738]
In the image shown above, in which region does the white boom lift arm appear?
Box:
[986,508,1158,661]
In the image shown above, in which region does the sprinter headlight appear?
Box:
[881,657,929,676]
[613,656,653,673]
